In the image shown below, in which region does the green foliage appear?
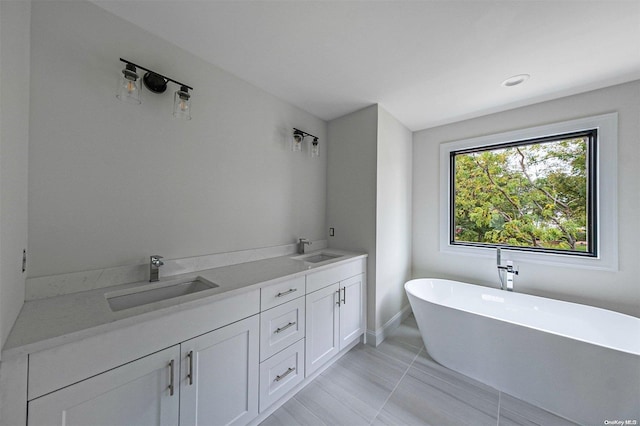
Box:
[453,137,588,252]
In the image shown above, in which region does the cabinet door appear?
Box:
[305,283,339,377]
[339,274,364,350]
[28,346,180,426]
[179,315,259,426]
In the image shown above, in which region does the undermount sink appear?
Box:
[292,252,344,263]
[106,277,219,312]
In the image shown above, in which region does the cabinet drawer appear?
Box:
[306,258,365,294]
[259,339,305,412]
[260,297,305,361]
[260,276,305,311]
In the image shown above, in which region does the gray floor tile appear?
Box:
[294,378,371,426]
[383,320,425,351]
[412,347,498,395]
[402,314,418,328]
[498,393,578,426]
[338,343,409,384]
[368,315,424,365]
[319,355,402,412]
[374,366,499,426]
[260,397,326,426]
[308,369,390,422]
[374,335,422,365]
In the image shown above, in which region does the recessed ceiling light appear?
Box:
[501,74,530,87]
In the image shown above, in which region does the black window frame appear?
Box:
[449,129,598,257]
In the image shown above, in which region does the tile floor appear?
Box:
[260,315,577,426]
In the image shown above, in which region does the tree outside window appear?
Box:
[450,130,596,256]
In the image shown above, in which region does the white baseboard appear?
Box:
[365,304,413,347]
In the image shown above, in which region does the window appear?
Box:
[450,130,597,256]
[439,113,618,270]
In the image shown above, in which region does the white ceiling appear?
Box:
[93,0,640,131]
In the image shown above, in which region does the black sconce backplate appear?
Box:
[143,72,168,93]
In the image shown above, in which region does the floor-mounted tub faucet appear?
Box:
[150,255,164,282]
[298,238,311,254]
[496,248,518,291]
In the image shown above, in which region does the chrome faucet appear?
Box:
[149,255,164,282]
[497,248,518,291]
[297,238,311,254]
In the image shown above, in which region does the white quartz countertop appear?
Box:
[3,249,366,359]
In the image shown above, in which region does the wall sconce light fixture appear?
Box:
[117,58,193,120]
[291,128,320,157]
[116,62,142,104]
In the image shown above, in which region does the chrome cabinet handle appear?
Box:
[274,367,295,382]
[274,321,296,334]
[276,288,297,297]
[168,360,175,396]
[336,289,341,306]
[187,350,194,385]
[342,286,346,305]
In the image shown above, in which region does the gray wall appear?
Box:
[0,0,30,352]
[413,81,640,317]
[27,1,327,279]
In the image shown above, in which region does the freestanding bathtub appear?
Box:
[405,278,640,425]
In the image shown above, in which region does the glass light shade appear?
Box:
[291,132,303,152]
[116,74,142,104]
[173,88,192,120]
[310,139,319,158]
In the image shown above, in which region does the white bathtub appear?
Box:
[405,278,640,425]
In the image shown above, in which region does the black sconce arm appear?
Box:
[293,128,319,140]
[120,58,193,91]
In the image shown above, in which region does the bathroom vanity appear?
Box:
[0,250,366,426]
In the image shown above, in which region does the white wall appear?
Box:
[413,81,640,317]
[28,1,327,279]
[375,107,412,330]
[0,0,30,352]
[327,105,413,336]
[327,105,378,330]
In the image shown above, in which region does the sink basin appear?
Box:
[293,252,344,263]
[106,277,219,312]
[303,253,343,263]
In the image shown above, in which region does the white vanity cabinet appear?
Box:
[28,315,259,426]
[305,259,365,376]
[28,345,181,425]
[9,253,367,426]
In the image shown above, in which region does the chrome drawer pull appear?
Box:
[276,288,297,297]
[274,321,296,334]
[274,367,295,382]
[168,360,175,396]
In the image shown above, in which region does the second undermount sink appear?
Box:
[106,277,219,312]
[292,252,344,263]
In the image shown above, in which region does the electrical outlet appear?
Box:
[329,227,335,237]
